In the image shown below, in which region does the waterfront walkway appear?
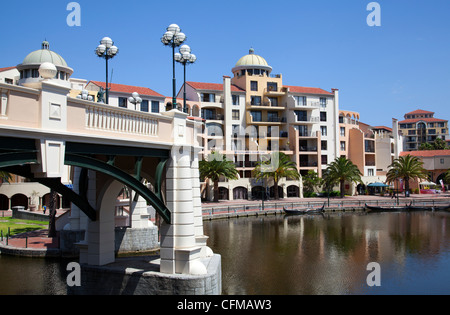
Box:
[1,193,449,254]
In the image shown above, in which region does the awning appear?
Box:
[420,181,436,186]
[367,182,390,187]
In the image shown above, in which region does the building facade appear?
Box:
[399,109,449,151]
[179,49,340,201]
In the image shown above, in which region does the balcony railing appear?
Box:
[202,114,224,121]
[299,146,318,152]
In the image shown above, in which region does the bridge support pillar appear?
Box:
[160,145,208,275]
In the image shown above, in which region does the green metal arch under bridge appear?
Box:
[0,137,172,224]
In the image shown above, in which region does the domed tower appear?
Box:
[232,48,273,78]
[16,41,74,89]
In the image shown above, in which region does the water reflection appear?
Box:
[0,256,68,295]
[204,212,450,295]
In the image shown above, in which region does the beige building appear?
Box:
[399,109,449,151]
[179,49,341,201]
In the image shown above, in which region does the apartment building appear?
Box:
[179,49,340,200]
[399,109,449,151]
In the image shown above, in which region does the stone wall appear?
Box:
[114,226,159,255]
[68,254,222,295]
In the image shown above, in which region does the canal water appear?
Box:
[204,211,450,295]
[0,211,449,295]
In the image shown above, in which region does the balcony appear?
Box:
[299,146,318,152]
[300,161,318,167]
[263,87,287,96]
[202,114,224,121]
[293,116,320,124]
[247,102,286,110]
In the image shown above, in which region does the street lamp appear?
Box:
[175,45,197,114]
[128,92,142,111]
[161,24,187,110]
[95,37,119,105]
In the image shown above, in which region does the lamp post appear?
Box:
[128,92,142,111]
[95,37,119,105]
[175,45,197,114]
[161,24,187,110]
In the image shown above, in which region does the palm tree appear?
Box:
[386,155,428,197]
[253,152,300,200]
[199,152,239,202]
[0,171,12,183]
[325,157,362,198]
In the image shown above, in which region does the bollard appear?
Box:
[25,237,28,248]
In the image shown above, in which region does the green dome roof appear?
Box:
[22,41,68,67]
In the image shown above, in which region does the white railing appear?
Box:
[85,105,159,136]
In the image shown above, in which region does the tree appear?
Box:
[199,152,239,202]
[253,152,300,200]
[419,138,449,151]
[386,155,428,197]
[0,171,12,183]
[302,170,323,194]
[325,157,362,198]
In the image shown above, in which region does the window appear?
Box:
[151,101,159,113]
[267,111,279,122]
[440,159,445,164]
[321,126,327,136]
[321,155,328,165]
[232,110,240,120]
[368,169,374,176]
[297,125,309,137]
[321,141,328,151]
[232,95,240,106]
[118,97,128,108]
[365,140,375,152]
[251,96,262,106]
[250,81,258,91]
[340,141,346,151]
[5,78,13,84]
[320,98,327,107]
[250,111,262,122]
[268,97,278,107]
[141,100,149,112]
[340,127,346,136]
[294,96,307,107]
[294,110,307,122]
[320,112,327,122]
[267,82,278,92]
[201,93,215,102]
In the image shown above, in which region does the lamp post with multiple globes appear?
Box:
[95,37,119,105]
[161,24,187,110]
[175,45,197,114]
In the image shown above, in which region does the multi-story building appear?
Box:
[179,48,340,200]
[399,109,449,151]
[338,110,403,194]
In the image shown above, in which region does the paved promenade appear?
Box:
[1,193,449,254]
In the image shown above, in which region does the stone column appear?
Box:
[159,109,208,275]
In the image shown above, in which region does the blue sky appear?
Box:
[1,0,450,126]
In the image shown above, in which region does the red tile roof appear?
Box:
[285,85,333,95]
[0,66,16,72]
[87,81,165,97]
[399,118,448,124]
[405,109,435,116]
[373,126,393,132]
[186,81,245,92]
[400,150,450,157]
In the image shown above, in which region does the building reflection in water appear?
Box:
[204,212,450,295]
